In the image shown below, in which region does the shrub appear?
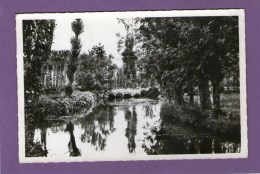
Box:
[116,93,123,98]
[147,87,160,99]
[108,93,116,100]
[33,92,95,120]
[123,93,132,99]
[134,93,140,98]
[140,90,147,97]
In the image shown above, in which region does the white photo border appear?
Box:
[16,9,247,163]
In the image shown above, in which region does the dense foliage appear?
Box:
[76,44,116,93]
[33,92,95,120]
[136,17,239,116]
[23,20,56,103]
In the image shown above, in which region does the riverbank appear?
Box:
[160,93,240,142]
[25,91,96,157]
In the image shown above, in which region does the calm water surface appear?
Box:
[33,98,240,158]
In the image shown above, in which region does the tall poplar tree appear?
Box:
[66,19,84,96]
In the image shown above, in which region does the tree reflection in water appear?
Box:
[78,105,116,151]
[125,106,137,153]
[40,127,48,156]
[65,121,81,156]
[32,121,67,157]
[31,99,240,157]
[143,105,156,118]
[30,127,48,157]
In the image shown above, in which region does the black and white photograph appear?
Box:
[17,10,247,163]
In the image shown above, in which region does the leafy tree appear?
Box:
[202,17,239,116]
[136,17,239,113]
[137,18,192,104]
[117,18,138,88]
[183,17,238,114]
[66,19,84,96]
[23,20,55,104]
[122,36,138,87]
[76,44,116,93]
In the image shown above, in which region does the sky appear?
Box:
[51,17,126,67]
[48,10,242,68]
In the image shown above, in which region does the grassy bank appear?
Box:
[161,93,240,142]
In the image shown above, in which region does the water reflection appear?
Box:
[65,121,81,156]
[143,105,156,118]
[125,107,137,153]
[32,127,48,157]
[40,128,47,156]
[32,98,240,158]
[77,105,115,151]
[142,126,241,154]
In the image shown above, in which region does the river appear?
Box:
[33,98,240,158]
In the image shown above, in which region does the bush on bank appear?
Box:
[32,91,96,121]
[140,87,160,99]
[146,87,160,99]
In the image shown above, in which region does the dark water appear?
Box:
[33,98,240,158]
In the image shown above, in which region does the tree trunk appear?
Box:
[226,76,230,92]
[175,86,184,105]
[234,78,239,92]
[212,81,221,119]
[189,90,194,105]
[65,82,73,97]
[198,80,212,110]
